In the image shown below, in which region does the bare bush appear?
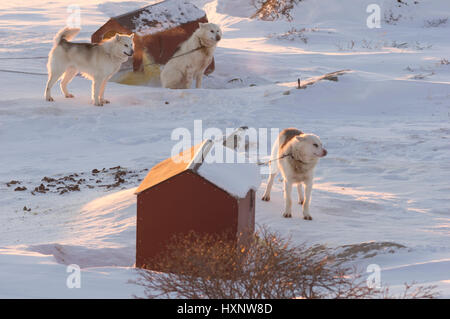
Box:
[425,18,448,28]
[133,228,438,299]
[267,27,311,43]
[384,9,403,25]
[390,40,409,49]
[335,40,355,51]
[251,0,301,21]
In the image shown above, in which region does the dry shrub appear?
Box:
[251,0,301,21]
[424,17,448,28]
[134,228,438,299]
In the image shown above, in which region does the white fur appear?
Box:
[262,128,327,220]
[45,27,134,106]
[160,23,222,89]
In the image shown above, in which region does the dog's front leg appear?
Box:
[184,70,194,89]
[302,180,313,220]
[282,179,293,218]
[92,78,103,106]
[195,72,203,89]
[99,79,110,104]
[297,183,305,204]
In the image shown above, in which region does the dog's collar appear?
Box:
[198,36,216,49]
[257,152,308,166]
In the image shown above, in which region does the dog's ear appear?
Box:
[129,33,135,40]
[295,134,306,142]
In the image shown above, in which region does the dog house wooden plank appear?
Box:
[135,143,199,195]
[136,171,238,267]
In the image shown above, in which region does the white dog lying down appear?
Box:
[262,128,327,220]
[161,23,222,89]
[45,27,134,106]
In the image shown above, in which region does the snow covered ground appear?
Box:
[0,0,449,298]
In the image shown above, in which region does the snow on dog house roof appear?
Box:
[135,140,261,198]
[92,0,215,84]
[129,0,206,36]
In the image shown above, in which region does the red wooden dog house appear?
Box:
[91,0,215,84]
[135,140,261,268]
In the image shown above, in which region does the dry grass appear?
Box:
[134,228,438,299]
[267,27,309,43]
[425,17,448,28]
[251,0,301,21]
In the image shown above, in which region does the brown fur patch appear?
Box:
[60,40,98,52]
[280,128,303,149]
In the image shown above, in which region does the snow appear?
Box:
[98,1,149,18]
[131,0,206,36]
[196,141,261,198]
[0,248,143,298]
[0,0,449,298]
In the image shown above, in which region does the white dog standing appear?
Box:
[262,128,327,220]
[45,27,134,106]
[161,23,222,89]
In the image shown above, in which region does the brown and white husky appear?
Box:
[45,27,134,106]
[262,128,327,220]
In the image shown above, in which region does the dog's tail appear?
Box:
[53,27,80,46]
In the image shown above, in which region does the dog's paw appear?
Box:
[46,97,54,102]
[303,215,312,221]
[65,94,74,98]
[261,195,270,201]
[282,212,292,218]
[298,200,304,205]
[93,100,103,106]
[101,99,110,104]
